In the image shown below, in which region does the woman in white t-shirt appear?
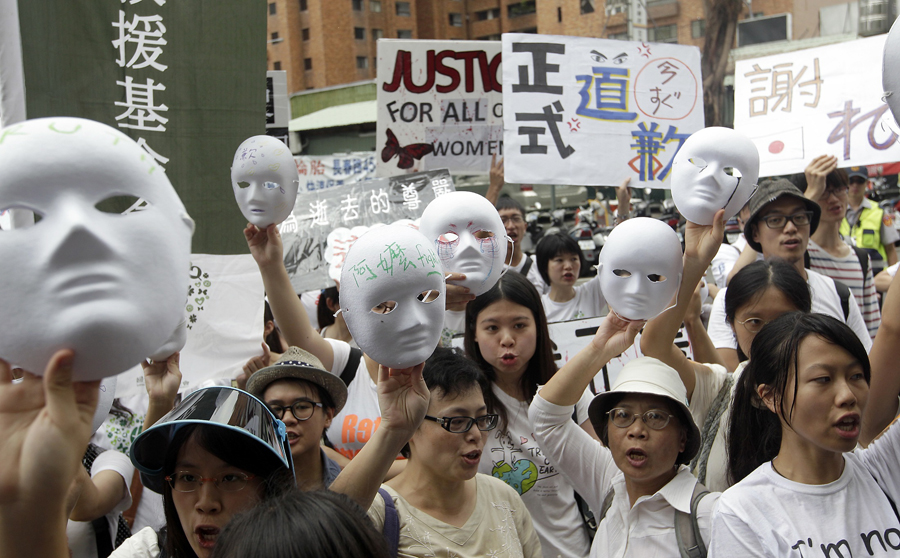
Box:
[710,312,900,557]
[463,271,595,558]
[536,233,606,322]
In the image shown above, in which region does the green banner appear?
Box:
[18,1,266,254]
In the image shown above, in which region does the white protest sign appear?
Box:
[734,35,900,177]
[295,152,377,192]
[0,209,9,230]
[377,40,502,176]
[502,34,704,187]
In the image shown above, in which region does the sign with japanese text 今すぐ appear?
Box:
[502,34,704,187]
[734,35,900,177]
[279,169,455,293]
[377,40,502,177]
[294,152,378,192]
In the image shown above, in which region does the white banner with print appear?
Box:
[502,34,704,187]
[734,35,900,178]
[377,40,503,176]
[294,152,377,192]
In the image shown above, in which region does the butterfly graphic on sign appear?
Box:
[185,265,212,330]
[382,128,434,169]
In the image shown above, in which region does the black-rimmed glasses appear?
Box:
[165,471,256,493]
[424,414,499,433]
[268,399,324,421]
[607,408,674,430]
[759,211,813,229]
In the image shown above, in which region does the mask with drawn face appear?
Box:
[418,191,510,296]
[231,136,299,227]
[671,127,760,225]
[884,17,900,131]
[598,217,683,321]
[0,117,194,380]
[340,225,446,368]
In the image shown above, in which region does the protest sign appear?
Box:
[280,169,455,293]
[295,152,378,192]
[735,35,900,177]
[377,40,502,176]
[502,34,704,187]
[0,210,9,231]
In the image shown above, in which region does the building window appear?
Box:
[271,32,279,41]
[355,27,366,39]
[476,33,502,39]
[508,0,536,18]
[373,56,377,69]
[370,0,381,11]
[557,7,562,20]
[299,0,307,10]
[373,28,384,40]
[476,8,501,19]
[691,19,705,38]
[352,0,363,10]
[396,1,411,16]
[302,28,310,40]
[357,56,369,69]
[609,32,628,39]
[397,29,412,38]
[304,58,313,70]
[269,2,277,15]
[580,0,595,14]
[449,13,463,26]
[273,61,282,70]
[649,23,678,43]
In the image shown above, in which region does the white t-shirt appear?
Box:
[709,418,900,557]
[529,391,720,558]
[441,309,467,347]
[541,276,607,322]
[478,384,593,558]
[325,338,383,460]
[67,450,134,558]
[887,262,899,277]
[109,526,160,558]
[368,475,543,558]
[688,362,744,493]
[710,235,747,289]
[706,268,873,352]
[513,254,549,295]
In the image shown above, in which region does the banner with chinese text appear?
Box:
[377,40,502,176]
[280,169,455,293]
[17,1,265,254]
[502,34,704,187]
[734,35,900,177]
[294,152,377,192]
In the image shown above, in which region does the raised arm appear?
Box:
[641,211,725,399]
[246,223,336,370]
[484,154,504,205]
[141,352,182,430]
[862,271,900,445]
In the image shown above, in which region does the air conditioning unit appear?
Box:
[736,13,791,47]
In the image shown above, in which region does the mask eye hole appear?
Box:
[647,274,666,282]
[95,195,144,214]
[417,290,441,303]
[474,230,494,240]
[0,207,44,229]
[613,269,632,278]
[688,157,707,169]
[371,301,398,314]
[237,181,251,189]
[439,231,459,243]
[723,167,742,178]
[264,181,279,190]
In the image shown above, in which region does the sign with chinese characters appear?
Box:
[377,40,502,176]
[16,1,264,254]
[0,210,9,231]
[735,35,900,177]
[294,152,377,192]
[280,169,455,293]
[502,34,703,187]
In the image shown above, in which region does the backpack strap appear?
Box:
[851,244,870,280]
[340,347,364,386]
[521,256,533,277]
[675,482,710,558]
[834,279,851,321]
[690,374,734,485]
[378,487,400,557]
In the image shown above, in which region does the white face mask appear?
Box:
[598,218,683,321]
[0,117,194,381]
[92,376,117,434]
[340,225,446,368]
[418,191,511,296]
[884,18,900,133]
[671,127,760,225]
[231,136,299,227]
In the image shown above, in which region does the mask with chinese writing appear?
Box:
[0,117,194,380]
[598,217,682,321]
[670,127,760,225]
[884,17,900,132]
[340,225,445,368]
[231,136,299,227]
[418,191,511,296]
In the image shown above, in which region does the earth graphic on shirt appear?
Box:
[492,458,538,495]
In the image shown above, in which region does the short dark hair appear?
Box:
[495,196,526,219]
[211,489,392,558]
[535,233,585,285]
[317,287,339,330]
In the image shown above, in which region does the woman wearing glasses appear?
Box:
[332,347,542,558]
[246,347,346,491]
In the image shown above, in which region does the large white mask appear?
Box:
[671,127,760,225]
[598,217,683,321]
[340,225,445,368]
[231,136,299,227]
[418,191,511,296]
[884,17,900,132]
[0,117,194,381]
